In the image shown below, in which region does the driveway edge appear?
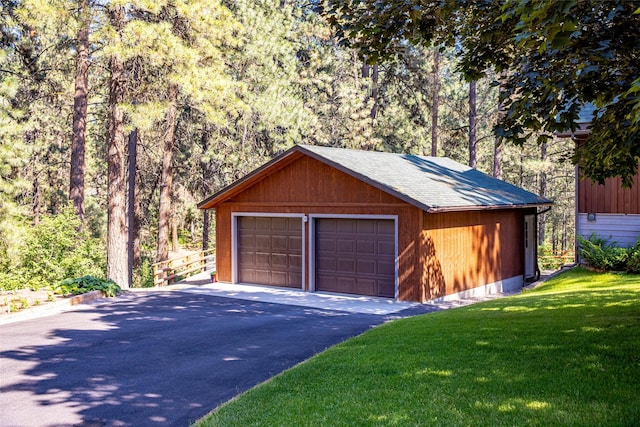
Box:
[0,290,107,326]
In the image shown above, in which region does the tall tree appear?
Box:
[106,4,129,288]
[431,49,440,156]
[69,0,90,224]
[156,83,178,262]
[468,80,477,168]
[127,128,140,284]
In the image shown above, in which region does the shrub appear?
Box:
[578,233,629,271]
[55,276,121,297]
[134,257,155,288]
[16,206,105,288]
[627,239,640,274]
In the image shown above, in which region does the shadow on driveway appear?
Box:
[1,291,422,427]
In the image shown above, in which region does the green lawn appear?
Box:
[194,268,640,426]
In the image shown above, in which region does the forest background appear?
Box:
[0,0,576,290]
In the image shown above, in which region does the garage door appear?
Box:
[315,218,395,298]
[237,216,302,288]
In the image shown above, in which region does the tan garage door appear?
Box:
[315,218,395,298]
[237,216,302,288]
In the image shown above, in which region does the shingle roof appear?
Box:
[298,145,551,212]
[198,145,552,212]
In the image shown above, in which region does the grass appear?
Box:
[194,267,640,426]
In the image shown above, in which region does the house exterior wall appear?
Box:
[420,209,532,300]
[576,168,640,249]
[578,172,640,214]
[577,213,640,248]
[213,156,424,301]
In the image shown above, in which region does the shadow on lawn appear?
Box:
[0,292,384,427]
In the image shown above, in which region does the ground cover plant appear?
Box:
[195,267,640,426]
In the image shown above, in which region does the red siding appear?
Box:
[578,170,640,214]
[421,210,527,299]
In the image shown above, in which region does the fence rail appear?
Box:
[152,249,216,287]
[539,252,575,269]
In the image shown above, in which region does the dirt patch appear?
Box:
[0,288,67,316]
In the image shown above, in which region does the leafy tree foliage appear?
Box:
[320,0,640,185]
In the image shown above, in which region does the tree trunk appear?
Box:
[171,219,179,253]
[106,5,129,289]
[468,80,477,168]
[203,210,210,251]
[201,127,211,251]
[493,72,507,179]
[127,128,140,286]
[370,64,378,119]
[69,0,90,225]
[493,139,503,179]
[156,83,179,262]
[431,49,439,156]
[538,141,548,246]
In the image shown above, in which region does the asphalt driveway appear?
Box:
[0,291,395,427]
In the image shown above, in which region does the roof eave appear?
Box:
[425,201,554,213]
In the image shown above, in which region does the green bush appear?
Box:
[627,239,640,274]
[134,257,155,288]
[578,234,629,271]
[1,206,107,292]
[55,276,121,297]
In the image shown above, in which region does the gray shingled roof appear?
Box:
[298,145,551,212]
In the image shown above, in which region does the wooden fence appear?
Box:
[152,249,216,287]
[538,251,575,270]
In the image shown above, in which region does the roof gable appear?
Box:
[198,145,552,211]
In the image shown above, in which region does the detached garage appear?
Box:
[198,145,552,303]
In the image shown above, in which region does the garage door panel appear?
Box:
[337,239,355,253]
[255,217,272,230]
[316,218,395,298]
[378,241,395,254]
[317,238,336,252]
[238,216,303,288]
[376,220,396,237]
[338,259,356,273]
[357,259,376,275]
[357,240,376,254]
[289,236,302,251]
[272,236,288,251]
[355,278,376,295]
[378,260,395,275]
[271,253,288,268]
[289,254,302,268]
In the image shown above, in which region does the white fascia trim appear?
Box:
[231,212,306,290]
[308,214,399,299]
[428,275,523,303]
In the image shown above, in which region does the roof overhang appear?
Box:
[198,144,553,212]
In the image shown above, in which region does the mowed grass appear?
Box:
[194,268,640,426]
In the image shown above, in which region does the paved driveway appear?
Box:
[0,291,393,427]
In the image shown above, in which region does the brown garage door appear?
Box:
[315,218,395,298]
[237,216,302,288]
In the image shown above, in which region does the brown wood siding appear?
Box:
[229,155,403,205]
[578,170,640,214]
[420,209,527,299]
